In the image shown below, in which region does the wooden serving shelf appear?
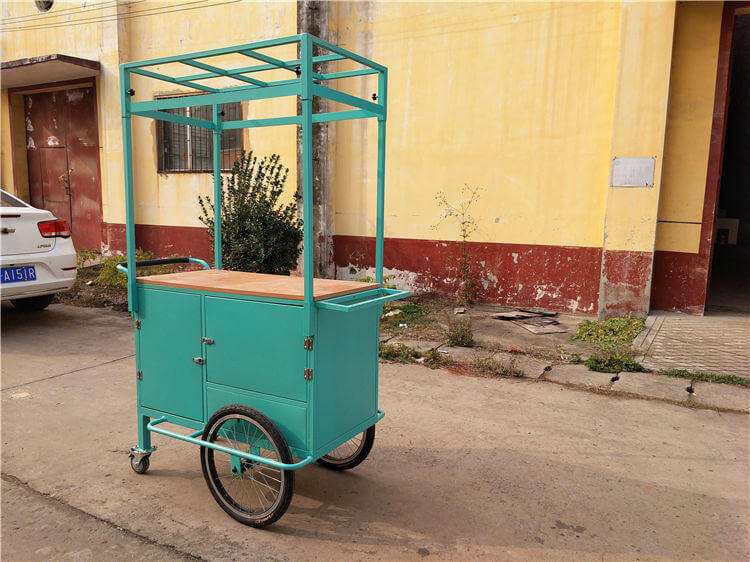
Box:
[137,269,380,301]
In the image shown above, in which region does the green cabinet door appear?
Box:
[137,288,204,421]
[204,296,307,402]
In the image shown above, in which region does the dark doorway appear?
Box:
[708,14,750,312]
[24,86,102,250]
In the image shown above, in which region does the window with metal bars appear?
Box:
[157,101,242,172]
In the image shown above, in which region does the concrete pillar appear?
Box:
[598,2,676,318]
[297,0,335,277]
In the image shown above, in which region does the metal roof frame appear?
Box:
[119,34,388,342]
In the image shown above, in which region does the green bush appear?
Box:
[199,150,302,274]
[571,315,645,373]
[445,319,474,347]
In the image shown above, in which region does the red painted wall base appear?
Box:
[99,224,705,315]
[103,223,212,263]
[650,250,707,314]
[333,235,602,314]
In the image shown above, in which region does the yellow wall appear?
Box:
[330,2,621,247]
[0,1,297,233]
[0,1,725,261]
[656,1,724,254]
[601,1,675,254]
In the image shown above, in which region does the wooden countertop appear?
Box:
[137,269,380,301]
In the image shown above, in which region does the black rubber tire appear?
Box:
[130,454,150,474]
[200,405,294,527]
[10,294,54,312]
[317,425,375,471]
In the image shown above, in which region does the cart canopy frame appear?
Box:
[119,33,388,340]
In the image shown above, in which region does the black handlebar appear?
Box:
[119,257,190,268]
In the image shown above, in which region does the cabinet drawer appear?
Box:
[206,384,307,451]
[204,296,307,402]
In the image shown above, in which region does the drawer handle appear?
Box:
[193,357,206,365]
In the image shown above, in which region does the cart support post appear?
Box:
[301,34,315,339]
[119,67,138,312]
[212,105,222,269]
[136,413,153,453]
[375,69,387,284]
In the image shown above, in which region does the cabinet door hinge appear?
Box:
[135,319,141,329]
[201,337,215,345]
[136,370,143,380]
[303,368,313,380]
[303,337,314,350]
[193,357,206,365]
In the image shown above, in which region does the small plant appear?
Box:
[379,343,421,363]
[584,355,646,374]
[76,249,100,268]
[433,184,484,305]
[473,357,523,378]
[658,369,750,388]
[381,303,430,332]
[199,150,302,274]
[569,354,583,364]
[422,348,453,369]
[445,318,474,347]
[570,315,645,373]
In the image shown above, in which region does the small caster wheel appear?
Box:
[130,453,150,474]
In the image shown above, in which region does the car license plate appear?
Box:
[1,265,37,284]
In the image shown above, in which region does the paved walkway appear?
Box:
[634,311,750,377]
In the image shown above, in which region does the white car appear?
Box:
[1,189,77,311]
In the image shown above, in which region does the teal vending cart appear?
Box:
[119,34,408,527]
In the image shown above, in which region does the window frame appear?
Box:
[156,96,243,174]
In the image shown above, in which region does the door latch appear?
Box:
[303,368,313,380]
[193,357,206,365]
[201,337,215,345]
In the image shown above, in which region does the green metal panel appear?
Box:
[204,296,308,402]
[313,301,379,452]
[137,288,204,421]
[206,383,308,452]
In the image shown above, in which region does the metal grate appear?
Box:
[157,101,242,172]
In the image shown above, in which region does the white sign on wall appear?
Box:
[610,157,656,187]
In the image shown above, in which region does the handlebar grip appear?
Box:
[119,257,190,268]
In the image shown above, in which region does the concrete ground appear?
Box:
[2,304,749,560]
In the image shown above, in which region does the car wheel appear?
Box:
[10,294,54,312]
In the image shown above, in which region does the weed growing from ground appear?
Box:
[379,343,421,363]
[584,355,646,373]
[433,185,484,305]
[473,357,524,377]
[445,319,474,347]
[422,349,453,369]
[571,315,645,373]
[658,369,750,388]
